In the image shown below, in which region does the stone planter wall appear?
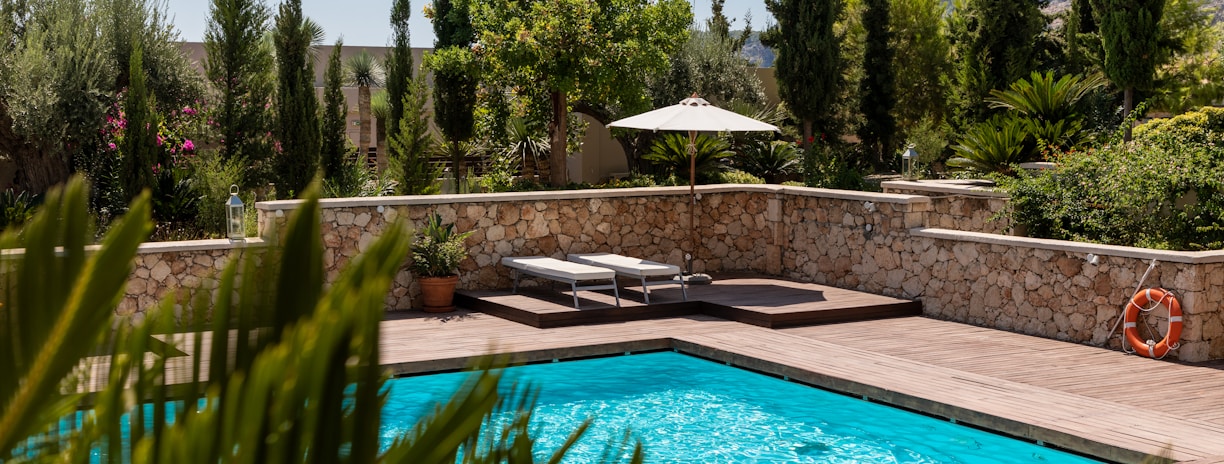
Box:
[901,230,1224,361]
[882,180,1012,234]
[107,184,1224,361]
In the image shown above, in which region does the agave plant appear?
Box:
[1,176,642,463]
[643,133,734,183]
[948,115,1031,175]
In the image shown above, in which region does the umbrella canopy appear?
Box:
[607,95,779,283]
[607,95,780,133]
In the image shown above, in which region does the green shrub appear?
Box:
[479,148,521,193]
[597,173,658,188]
[735,140,801,183]
[189,150,249,236]
[901,117,950,177]
[1007,130,1224,250]
[0,190,37,230]
[717,170,765,184]
[803,143,866,190]
[1133,106,1224,146]
[323,154,396,198]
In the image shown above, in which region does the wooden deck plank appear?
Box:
[780,317,1224,431]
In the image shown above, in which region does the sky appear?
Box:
[163,0,771,48]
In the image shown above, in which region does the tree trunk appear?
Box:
[12,147,71,194]
[802,119,814,154]
[1123,87,1134,142]
[0,111,71,193]
[375,115,387,170]
[452,139,466,193]
[359,85,371,163]
[548,90,568,187]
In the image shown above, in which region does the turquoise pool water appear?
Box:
[383,352,1102,463]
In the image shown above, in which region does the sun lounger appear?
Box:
[500,256,621,309]
[567,253,687,304]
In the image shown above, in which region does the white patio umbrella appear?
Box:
[608,94,780,283]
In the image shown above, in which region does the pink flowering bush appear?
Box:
[87,93,212,239]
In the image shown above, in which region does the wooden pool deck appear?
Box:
[383,279,1224,463]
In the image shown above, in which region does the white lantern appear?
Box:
[226,185,245,241]
[901,146,918,180]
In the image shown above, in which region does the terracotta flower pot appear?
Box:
[419,275,459,313]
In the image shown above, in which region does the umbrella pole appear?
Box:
[685,130,711,284]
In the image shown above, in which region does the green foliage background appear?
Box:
[1008,107,1224,250]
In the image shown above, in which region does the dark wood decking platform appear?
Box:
[456,275,921,328]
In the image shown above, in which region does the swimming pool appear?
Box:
[383,351,1102,463]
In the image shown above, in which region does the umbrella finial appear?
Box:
[680,93,709,107]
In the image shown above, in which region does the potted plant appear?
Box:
[411,212,473,312]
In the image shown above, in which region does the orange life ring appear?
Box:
[1123,288,1183,358]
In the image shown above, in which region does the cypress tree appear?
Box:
[389,77,441,195]
[763,0,841,153]
[204,0,275,185]
[947,0,1047,129]
[121,42,157,202]
[321,38,348,182]
[890,0,951,134]
[273,0,321,198]
[857,0,896,168]
[431,0,477,192]
[1090,0,1165,141]
[386,0,413,135]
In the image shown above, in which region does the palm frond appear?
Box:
[643,133,734,182]
[988,71,1107,122]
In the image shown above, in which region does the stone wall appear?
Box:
[119,239,264,323]
[109,184,1224,362]
[254,187,910,309]
[882,180,1012,234]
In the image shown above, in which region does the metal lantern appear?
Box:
[901,146,918,180]
[226,184,245,241]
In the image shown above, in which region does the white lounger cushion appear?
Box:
[501,256,616,281]
[567,253,680,277]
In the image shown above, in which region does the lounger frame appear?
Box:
[508,265,621,309]
[566,253,688,304]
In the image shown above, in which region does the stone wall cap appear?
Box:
[912,228,1224,264]
[881,180,1009,198]
[135,238,268,254]
[0,238,267,260]
[255,185,931,211]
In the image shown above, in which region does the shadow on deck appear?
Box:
[456,274,920,329]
